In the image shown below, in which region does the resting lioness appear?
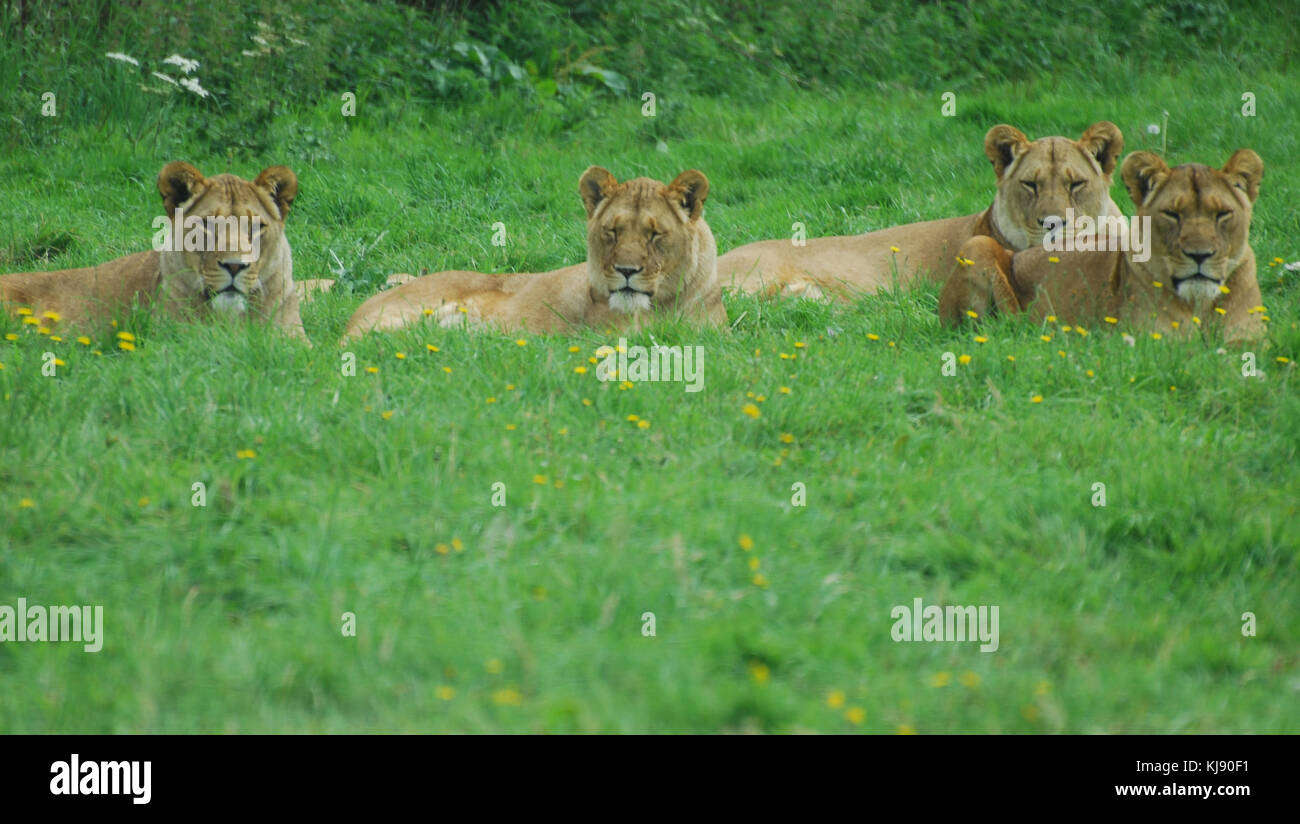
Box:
[937,150,1265,343]
[717,122,1126,299]
[342,167,726,340]
[0,162,305,339]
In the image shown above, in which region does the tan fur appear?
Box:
[296,273,414,303]
[0,163,305,339]
[718,122,1125,299]
[938,150,1265,343]
[343,168,726,340]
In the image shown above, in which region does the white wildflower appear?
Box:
[1285,261,1300,272]
[1146,124,1160,135]
[179,77,210,99]
[105,52,140,66]
[151,71,179,87]
[162,54,200,74]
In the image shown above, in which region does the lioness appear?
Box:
[342,167,726,340]
[717,122,1126,299]
[0,162,305,338]
[937,150,1265,343]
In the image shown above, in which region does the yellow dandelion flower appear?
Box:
[1219,284,1230,294]
[236,449,256,459]
[457,306,468,314]
[572,366,587,375]
[505,384,516,391]
[1075,327,1088,336]
[426,344,439,352]
[436,543,449,555]
[755,394,766,402]
[117,341,135,351]
[779,386,791,394]
[748,557,760,571]
[890,245,900,253]
[826,690,846,709]
[1086,369,1094,377]
[619,380,633,390]
[1104,316,1118,324]
[1057,350,1066,358]
[381,410,394,420]
[4,334,16,341]
[492,688,523,706]
[974,336,988,343]
[582,398,592,406]
[516,339,527,346]
[1214,307,1227,315]
[958,354,971,364]
[435,685,455,701]
[626,414,639,422]
[897,724,916,735]
[748,662,770,684]
[76,336,91,345]
[739,535,754,551]
[966,310,979,319]
[50,335,62,342]
[504,423,516,430]
[486,397,497,404]
[1040,335,1052,342]
[443,366,452,374]
[844,707,865,725]
[752,573,769,588]
[794,341,806,349]
[1152,280,1163,288]
[930,671,952,688]
[959,671,981,688]
[18,498,35,508]
[1275,257,1285,263]
[1006,355,1015,362]
[567,345,580,353]
[37,326,50,335]
[779,433,794,444]
[52,358,65,367]
[1061,325,1072,332]
[1031,395,1043,403]
[1045,315,1057,323]
[22,317,38,326]
[1151,332,1163,340]
[1277,357,1291,364]
[1169,385,1177,392]
[742,403,760,418]
[532,474,547,484]
[116,331,135,341]
[1192,316,1201,325]
[423,308,434,316]
[637,419,650,429]
[1048,256,1059,263]
[394,352,405,360]
[866,333,880,341]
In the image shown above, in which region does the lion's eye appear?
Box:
[1216,211,1232,221]
[1021,181,1037,193]
[1069,181,1085,192]
[1161,210,1180,221]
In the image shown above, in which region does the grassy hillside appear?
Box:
[0,2,1297,732]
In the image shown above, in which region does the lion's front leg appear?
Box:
[938,236,1021,326]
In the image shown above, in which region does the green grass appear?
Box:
[1,63,1298,732]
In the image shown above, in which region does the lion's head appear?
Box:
[579,167,714,314]
[1121,149,1262,306]
[985,122,1124,250]
[156,161,297,318]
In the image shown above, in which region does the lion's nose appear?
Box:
[220,260,250,277]
[614,264,642,279]
[1186,251,1212,265]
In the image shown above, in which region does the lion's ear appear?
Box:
[157,162,206,213]
[1078,121,1123,176]
[667,169,709,221]
[254,166,298,220]
[579,166,618,218]
[984,125,1030,178]
[1221,149,1263,203]
[1121,151,1170,208]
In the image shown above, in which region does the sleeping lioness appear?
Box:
[0,162,305,338]
[342,167,726,340]
[938,149,1265,343]
[717,122,1126,299]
